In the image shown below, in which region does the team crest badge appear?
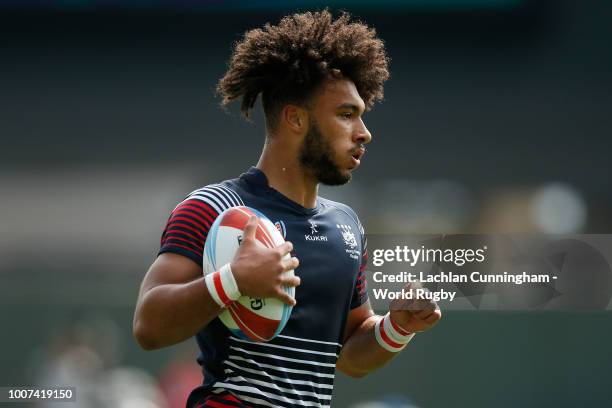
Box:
[274,220,287,239]
[342,229,358,249]
[337,224,358,249]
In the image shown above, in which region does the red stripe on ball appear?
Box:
[231,301,280,342]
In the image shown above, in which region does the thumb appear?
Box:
[242,215,259,242]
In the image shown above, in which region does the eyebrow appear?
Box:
[336,103,365,114]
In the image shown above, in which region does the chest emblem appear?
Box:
[305,218,328,242]
[342,229,358,249]
[309,219,318,234]
[337,224,360,259]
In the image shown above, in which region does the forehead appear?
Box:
[311,79,365,112]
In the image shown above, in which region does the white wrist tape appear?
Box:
[205,263,241,307]
[374,312,415,353]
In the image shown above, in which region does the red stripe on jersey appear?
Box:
[173,207,214,229]
[178,202,217,224]
[165,227,205,245]
[167,216,208,238]
[164,234,204,250]
[202,392,248,407]
[171,214,211,231]
[205,401,235,408]
[212,271,231,305]
[184,200,218,223]
[161,242,200,256]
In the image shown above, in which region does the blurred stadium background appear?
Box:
[1,0,611,406]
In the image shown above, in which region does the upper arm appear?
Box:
[133,253,208,350]
[137,253,203,301]
[342,299,375,343]
[343,208,371,341]
[140,192,221,299]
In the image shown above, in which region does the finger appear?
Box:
[418,310,435,321]
[404,281,423,292]
[275,288,297,306]
[414,303,437,319]
[277,241,294,256]
[404,298,423,312]
[282,275,301,287]
[282,256,299,271]
[391,297,414,312]
[242,215,259,241]
[424,310,442,325]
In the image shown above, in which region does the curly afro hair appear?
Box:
[217,10,389,131]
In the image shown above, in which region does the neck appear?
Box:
[256,138,319,209]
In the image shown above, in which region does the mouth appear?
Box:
[349,147,366,169]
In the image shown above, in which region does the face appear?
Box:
[298,79,372,185]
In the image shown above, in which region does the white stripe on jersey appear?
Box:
[230,336,339,358]
[215,184,245,206]
[223,360,334,390]
[212,390,279,408]
[276,334,342,348]
[227,355,335,379]
[205,186,234,208]
[214,383,330,408]
[222,372,332,401]
[229,346,336,368]
[189,192,228,214]
[184,184,242,214]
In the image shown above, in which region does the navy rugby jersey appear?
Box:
[158,167,368,408]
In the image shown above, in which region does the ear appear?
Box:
[282,104,308,134]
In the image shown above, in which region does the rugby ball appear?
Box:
[203,206,294,342]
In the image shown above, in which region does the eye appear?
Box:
[339,112,353,119]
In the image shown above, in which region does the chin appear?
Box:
[319,169,352,186]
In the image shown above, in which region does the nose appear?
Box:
[354,118,372,145]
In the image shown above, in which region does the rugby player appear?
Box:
[133,10,441,408]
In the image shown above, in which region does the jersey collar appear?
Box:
[241,167,321,216]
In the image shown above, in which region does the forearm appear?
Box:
[337,315,404,377]
[338,283,440,378]
[133,277,222,350]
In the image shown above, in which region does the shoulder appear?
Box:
[318,197,365,235]
[177,180,245,214]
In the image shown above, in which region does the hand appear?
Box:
[389,282,442,333]
[230,216,301,306]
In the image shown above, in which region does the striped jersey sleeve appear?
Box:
[350,222,368,309]
[158,184,244,266]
